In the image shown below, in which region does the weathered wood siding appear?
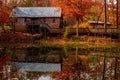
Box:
[40,17,60,28]
[15,18,27,32]
[15,17,61,32]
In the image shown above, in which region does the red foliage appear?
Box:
[0,7,10,23]
[0,0,12,24]
[0,31,34,43]
[51,0,93,20]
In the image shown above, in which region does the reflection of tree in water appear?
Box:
[62,49,120,80]
[3,46,120,80]
[97,56,119,80]
[114,58,119,80]
[0,47,11,79]
[0,48,10,69]
[88,56,120,80]
[9,47,63,79]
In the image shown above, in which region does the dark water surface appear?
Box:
[0,46,120,80]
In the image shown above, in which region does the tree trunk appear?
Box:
[102,52,106,80]
[13,18,16,34]
[76,18,79,37]
[116,0,118,32]
[104,0,107,33]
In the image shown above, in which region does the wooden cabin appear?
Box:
[88,21,112,28]
[10,7,61,33]
[10,7,119,36]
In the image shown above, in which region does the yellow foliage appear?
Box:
[78,55,89,60]
[79,22,92,29]
[72,22,93,29]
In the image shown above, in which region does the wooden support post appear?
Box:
[104,0,107,33]
[116,0,118,33]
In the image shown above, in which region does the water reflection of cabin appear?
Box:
[11,47,62,63]
[10,7,61,34]
[11,47,62,72]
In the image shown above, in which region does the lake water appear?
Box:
[0,46,120,80]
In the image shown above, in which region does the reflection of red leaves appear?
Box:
[52,70,70,80]
[0,54,10,63]
[52,70,87,80]
[0,54,10,69]
[3,54,10,61]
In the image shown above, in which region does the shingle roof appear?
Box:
[10,7,61,17]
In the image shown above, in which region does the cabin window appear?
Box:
[53,18,55,23]
[31,18,38,20]
[43,18,46,22]
[24,18,27,22]
[15,19,18,22]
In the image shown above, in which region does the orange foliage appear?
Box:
[78,55,89,60]
[0,0,21,24]
[51,0,93,20]
[0,7,10,23]
[0,0,12,24]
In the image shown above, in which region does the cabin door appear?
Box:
[27,25,40,33]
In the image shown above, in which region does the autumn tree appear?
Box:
[106,0,117,28]
[85,0,104,21]
[116,0,120,30]
[52,0,83,20]
[51,0,93,36]
[118,1,120,27]
[20,0,52,7]
[0,0,11,32]
[36,0,52,6]
[105,0,120,31]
